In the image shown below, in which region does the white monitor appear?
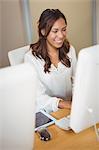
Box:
[70,44,99,133]
[0,63,37,150]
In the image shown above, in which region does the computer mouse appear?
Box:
[37,128,52,141]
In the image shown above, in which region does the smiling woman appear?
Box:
[24,9,77,113]
[47,18,67,49]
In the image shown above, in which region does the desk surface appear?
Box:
[34,109,99,150]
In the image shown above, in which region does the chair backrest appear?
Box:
[8,45,29,66]
[0,63,37,150]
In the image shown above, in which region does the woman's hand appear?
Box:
[58,99,72,109]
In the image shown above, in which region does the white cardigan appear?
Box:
[24,46,77,113]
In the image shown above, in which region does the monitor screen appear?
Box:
[70,44,99,133]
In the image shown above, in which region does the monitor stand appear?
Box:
[87,108,99,141]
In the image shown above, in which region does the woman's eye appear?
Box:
[62,29,66,32]
[52,30,57,33]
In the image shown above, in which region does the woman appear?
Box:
[24,9,77,113]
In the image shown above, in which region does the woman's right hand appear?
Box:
[58,99,71,109]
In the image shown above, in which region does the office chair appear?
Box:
[8,45,29,66]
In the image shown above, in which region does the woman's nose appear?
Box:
[58,31,64,38]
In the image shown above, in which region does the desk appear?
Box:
[34,109,99,150]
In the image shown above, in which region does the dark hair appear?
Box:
[30,9,71,73]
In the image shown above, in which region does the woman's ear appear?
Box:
[41,29,45,36]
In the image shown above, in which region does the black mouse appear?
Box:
[37,128,52,141]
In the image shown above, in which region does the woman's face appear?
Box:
[46,18,67,51]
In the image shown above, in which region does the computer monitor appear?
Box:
[0,63,37,150]
[70,44,99,134]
